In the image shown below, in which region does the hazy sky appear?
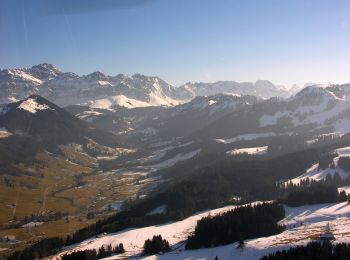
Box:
[1,0,350,87]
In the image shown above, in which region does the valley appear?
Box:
[2,1,349,258]
[2,65,350,259]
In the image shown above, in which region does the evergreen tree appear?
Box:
[339,190,348,202]
[186,202,285,249]
[237,234,245,249]
[261,241,350,259]
[143,235,170,255]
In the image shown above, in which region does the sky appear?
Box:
[0,0,349,88]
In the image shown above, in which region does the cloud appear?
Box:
[45,0,156,15]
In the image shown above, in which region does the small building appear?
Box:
[320,233,335,241]
[319,223,335,242]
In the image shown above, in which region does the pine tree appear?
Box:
[339,190,347,202]
[237,234,244,249]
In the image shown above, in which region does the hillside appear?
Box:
[52,201,350,260]
[193,84,350,141]
[3,71,350,260]
[0,96,154,257]
[4,88,350,259]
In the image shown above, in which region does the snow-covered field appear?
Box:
[51,201,350,260]
[227,146,268,156]
[289,146,350,184]
[50,204,237,259]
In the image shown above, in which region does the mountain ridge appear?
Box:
[0,63,293,109]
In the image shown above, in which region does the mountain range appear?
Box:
[2,64,350,260]
[2,65,350,167]
[61,83,350,150]
[0,63,294,109]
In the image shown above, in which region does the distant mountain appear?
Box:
[136,94,259,140]
[0,64,181,108]
[66,83,350,148]
[0,64,293,109]
[193,84,350,141]
[289,84,302,95]
[66,93,259,144]
[175,80,291,100]
[0,95,127,164]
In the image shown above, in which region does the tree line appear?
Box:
[261,241,350,260]
[7,144,345,259]
[61,243,124,260]
[186,202,285,249]
[143,235,170,255]
[282,183,347,207]
[61,235,171,259]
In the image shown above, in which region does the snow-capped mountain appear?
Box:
[0,95,125,153]
[67,93,259,143]
[175,80,291,100]
[0,64,181,108]
[0,64,292,109]
[169,94,257,115]
[140,94,259,139]
[0,66,45,103]
[260,84,350,134]
[289,84,302,95]
[39,72,181,108]
[193,84,350,142]
[65,83,350,148]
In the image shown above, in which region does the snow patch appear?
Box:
[216,132,275,145]
[146,205,167,216]
[13,70,43,85]
[98,80,112,87]
[17,98,52,114]
[335,146,350,156]
[227,146,268,156]
[89,95,150,109]
[288,146,350,184]
[150,149,201,169]
[259,112,288,127]
[0,127,12,139]
[21,222,43,228]
[102,202,123,212]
